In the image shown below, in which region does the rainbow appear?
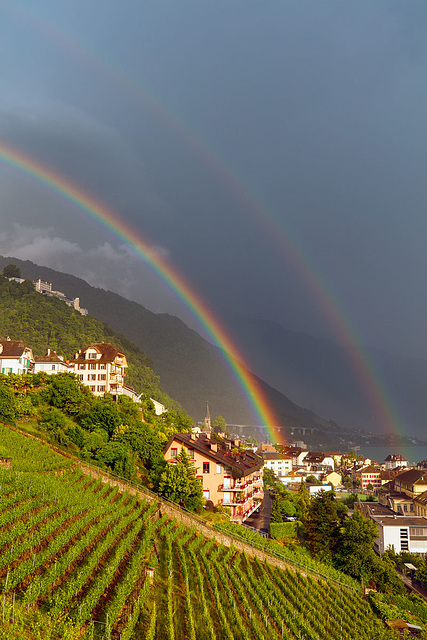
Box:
[0,140,283,441]
[2,4,404,437]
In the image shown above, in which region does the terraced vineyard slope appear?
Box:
[0,424,399,639]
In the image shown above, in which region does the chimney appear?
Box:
[190,433,196,441]
[210,443,218,452]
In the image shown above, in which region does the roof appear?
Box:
[0,339,32,358]
[385,454,407,462]
[34,349,65,364]
[164,433,263,478]
[359,465,381,474]
[72,343,127,365]
[262,452,292,461]
[396,469,427,485]
[304,452,333,463]
[374,515,427,527]
[414,490,427,506]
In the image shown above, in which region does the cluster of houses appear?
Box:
[0,338,166,414]
[6,333,427,550]
[359,468,427,557]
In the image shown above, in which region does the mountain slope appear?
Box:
[0,274,182,412]
[0,256,338,435]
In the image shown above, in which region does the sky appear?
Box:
[1,1,427,361]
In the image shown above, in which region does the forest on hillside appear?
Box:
[0,275,182,412]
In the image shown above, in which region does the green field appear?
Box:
[0,424,399,639]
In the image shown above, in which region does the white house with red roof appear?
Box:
[0,338,33,375]
[33,349,72,375]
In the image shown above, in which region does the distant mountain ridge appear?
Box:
[0,256,338,436]
[223,315,427,439]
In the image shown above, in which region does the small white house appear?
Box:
[261,451,293,478]
[33,349,72,375]
[0,339,33,375]
[384,454,408,470]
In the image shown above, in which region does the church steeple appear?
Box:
[204,401,211,431]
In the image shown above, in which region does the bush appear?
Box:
[270,521,299,540]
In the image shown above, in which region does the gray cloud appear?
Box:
[2,1,427,360]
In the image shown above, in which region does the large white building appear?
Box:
[71,342,128,400]
[360,502,427,556]
[261,451,292,478]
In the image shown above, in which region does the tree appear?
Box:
[334,510,379,578]
[158,448,203,511]
[0,385,16,422]
[212,415,227,433]
[304,491,340,559]
[2,264,21,278]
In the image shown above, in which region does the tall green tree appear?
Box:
[2,264,20,278]
[158,448,203,511]
[304,491,340,559]
[334,510,378,578]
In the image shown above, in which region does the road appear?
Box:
[244,489,272,536]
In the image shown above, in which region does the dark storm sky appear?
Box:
[1,1,427,358]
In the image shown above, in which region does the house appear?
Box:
[164,432,263,523]
[33,349,72,375]
[149,398,167,416]
[394,469,427,499]
[321,470,342,488]
[359,502,427,556]
[278,446,308,468]
[384,454,408,470]
[353,465,381,490]
[260,451,292,479]
[303,452,335,471]
[0,338,33,375]
[71,342,128,400]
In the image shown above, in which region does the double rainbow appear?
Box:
[0,141,282,440]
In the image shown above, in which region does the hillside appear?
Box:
[0,423,397,640]
[0,256,343,438]
[0,275,182,412]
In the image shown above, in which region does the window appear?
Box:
[171,448,178,458]
[99,364,106,370]
[78,375,83,381]
[89,363,96,370]
[216,464,221,474]
[98,374,106,381]
[89,353,97,359]
[52,364,56,371]
[404,504,407,512]
[79,364,85,370]
[203,462,210,474]
[90,386,96,392]
[188,449,194,459]
[97,385,105,392]
[88,374,96,381]
[203,489,210,500]
[401,541,409,550]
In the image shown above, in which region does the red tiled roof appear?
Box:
[165,433,263,478]
[72,343,127,365]
[0,340,31,358]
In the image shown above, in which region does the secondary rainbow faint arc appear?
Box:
[0,140,284,439]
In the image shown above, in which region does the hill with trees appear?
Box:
[0,273,182,412]
[0,256,345,440]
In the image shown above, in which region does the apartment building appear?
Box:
[164,432,263,523]
[71,342,128,400]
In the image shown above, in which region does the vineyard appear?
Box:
[0,424,401,639]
